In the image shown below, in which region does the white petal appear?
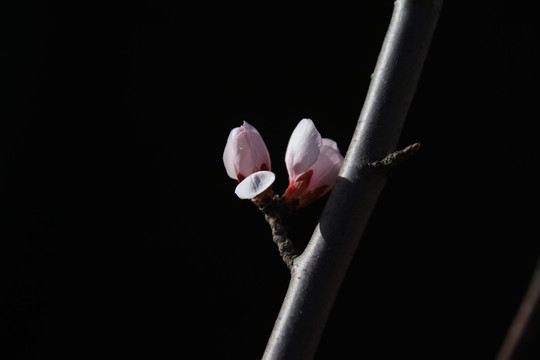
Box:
[285,119,322,180]
[234,171,275,199]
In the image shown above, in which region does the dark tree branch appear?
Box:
[262,1,443,359]
[496,260,540,360]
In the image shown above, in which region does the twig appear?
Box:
[262,1,443,359]
[254,197,298,271]
[368,142,422,172]
[264,213,297,271]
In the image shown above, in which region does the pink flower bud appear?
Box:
[284,119,344,208]
[223,122,272,182]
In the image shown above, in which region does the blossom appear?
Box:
[223,122,275,199]
[283,119,344,208]
[223,119,343,205]
[223,121,272,182]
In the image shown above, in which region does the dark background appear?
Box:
[2,1,539,359]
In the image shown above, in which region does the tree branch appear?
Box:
[496,260,540,360]
[262,1,443,359]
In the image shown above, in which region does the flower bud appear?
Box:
[223,122,271,182]
[284,119,344,208]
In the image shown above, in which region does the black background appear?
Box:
[2,1,540,359]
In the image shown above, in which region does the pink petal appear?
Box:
[306,138,344,193]
[239,122,271,173]
[223,127,242,179]
[223,122,271,181]
[321,138,340,153]
[285,119,322,181]
[234,171,276,199]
